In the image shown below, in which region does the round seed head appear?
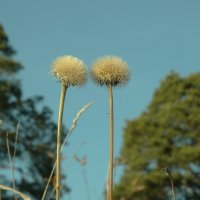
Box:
[91,56,130,86]
[51,55,87,87]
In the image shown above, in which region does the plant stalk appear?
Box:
[108,85,114,200]
[166,168,176,200]
[56,83,67,200]
[170,177,176,200]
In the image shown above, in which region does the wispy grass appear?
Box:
[6,122,20,200]
[41,102,93,200]
[0,185,31,200]
[1,102,92,200]
[74,155,92,200]
[47,143,85,200]
[6,133,16,191]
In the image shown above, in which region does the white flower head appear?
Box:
[91,56,130,86]
[52,55,87,87]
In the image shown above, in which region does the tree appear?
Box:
[0,24,69,199]
[114,72,200,200]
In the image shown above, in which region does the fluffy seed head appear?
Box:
[91,56,130,86]
[51,55,87,87]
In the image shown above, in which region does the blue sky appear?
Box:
[1,0,200,199]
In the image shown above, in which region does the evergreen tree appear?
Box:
[0,24,69,199]
[114,72,200,200]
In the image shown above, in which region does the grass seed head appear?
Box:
[91,56,130,87]
[51,55,87,87]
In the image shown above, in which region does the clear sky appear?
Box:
[1,0,200,199]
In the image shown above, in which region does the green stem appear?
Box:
[56,83,67,200]
[108,85,114,200]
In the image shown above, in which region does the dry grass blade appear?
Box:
[165,168,176,200]
[6,132,17,200]
[67,102,93,134]
[0,185,31,200]
[81,166,91,200]
[13,122,20,171]
[62,101,93,153]
[74,155,91,200]
[66,142,85,169]
[41,102,93,200]
[47,187,55,200]
[47,143,85,200]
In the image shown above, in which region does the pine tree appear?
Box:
[0,24,69,199]
[114,72,200,200]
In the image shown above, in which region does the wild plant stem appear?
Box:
[42,102,92,200]
[170,178,176,200]
[56,83,67,200]
[0,184,31,200]
[108,85,114,200]
[166,168,176,200]
[13,122,20,176]
[6,132,17,200]
[44,143,84,200]
[82,166,92,200]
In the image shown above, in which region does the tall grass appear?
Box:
[41,102,93,200]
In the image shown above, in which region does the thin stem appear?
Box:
[42,102,92,200]
[44,143,84,200]
[82,166,92,200]
[166,169,176,200]
[108,85,114,200]
[47,186,56,200]
[170,178,176,200]
[6,132,17,200]
[13,122,20,173]
[0,184,31,200]
[67,193,73,200]
[12,122,20,199]
[56,83,67,200]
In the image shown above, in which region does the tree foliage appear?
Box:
[0,24,69,199]
[114,72,200,200]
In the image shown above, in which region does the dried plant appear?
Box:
[6,122,20,200]
[0,185,31,200]
[41,102,92,200]
[51,55,87,200]
[91,56,130,200]
[52,55,87,87]
[91,56,129,86]
[74,155,92,200]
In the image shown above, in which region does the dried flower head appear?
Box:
[52,56,87,87]
[91,56,130,86]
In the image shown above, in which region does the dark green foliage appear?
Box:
[114,72,200,200]
[0,24,69,199]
